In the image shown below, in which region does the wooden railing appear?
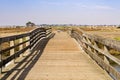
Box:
[0,27,52,73]
[71,28,120,80]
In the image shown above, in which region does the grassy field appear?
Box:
[1,26,120,56]
[0,27,35,37]
[52,26,120,41]
[80,27,120,41]
[79,27,120,55]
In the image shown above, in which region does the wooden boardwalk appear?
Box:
[25,31,112,80]
[2,31,112,80]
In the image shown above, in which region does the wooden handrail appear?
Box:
[72,28,120,52]
[0,27,52,73]
[71,29,120,80]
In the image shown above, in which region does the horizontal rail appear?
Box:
[83,47,120,80]
[0,45,30,67]
[82,40,120,65]
[0,27,52,73]
[0,33,29,43]
[71,29,120,80]
[72,28,120,52]
[0,40,29,54]
[83,34,120,52]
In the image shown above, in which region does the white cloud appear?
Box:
[80,5,114,10]
[40,1,114,10]
[93,5,114,10]
[65,2,115,10]
[81,5,89,8]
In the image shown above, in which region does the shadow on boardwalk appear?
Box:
[1,33,55,80]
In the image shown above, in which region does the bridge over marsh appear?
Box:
[0,27,120,80]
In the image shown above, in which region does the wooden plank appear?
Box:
[0,28,47,68]
[83,40,120,65]
[83,47,120,80]
[0,45,30,67]
[73,29,120,52]
[72,31,120,80]
[1,33,29,43]
[24,31,112,80]
[0,40,29,54]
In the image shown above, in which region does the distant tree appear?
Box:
[26,21,35,27]
[26,21,31,27]
[117,27,120,28]
[16,26,22,28]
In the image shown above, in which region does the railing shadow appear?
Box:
[1,33,55,80]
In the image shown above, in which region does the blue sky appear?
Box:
[0,0,120,25]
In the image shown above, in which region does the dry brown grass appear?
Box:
[79,27,120,55]
[0,27,36,37]
[52,26,70,31]
[80,27,120,39]
[0,27,35,33]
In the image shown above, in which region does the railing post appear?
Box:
[0,55,1,74]
[10,40,15,64]
[94,41,98,48]
[104,46,110,64]
[25,36,30,56]
[93,41,99,55]
[68,30,71,35]
[0,42,2,74]
[77,36,81,44]
[83,37,87,42]
[86,37,92,51]
[19,38,23,57]
[88,46,92,51]
[82,37,87,48]
[87,38,91,44]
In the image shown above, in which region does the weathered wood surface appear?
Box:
[72,29,120,65]
[22,31,111,80]
[0,27,52,70]
[72,28,120,80]
[73,28,120,52]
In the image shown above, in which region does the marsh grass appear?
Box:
[114,37,120,41]
[0,27,35,33]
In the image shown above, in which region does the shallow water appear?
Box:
[111,55,120,72]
